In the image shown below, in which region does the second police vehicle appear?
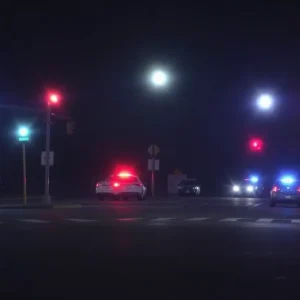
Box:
[232,176,264,197]
[270,175,300,207]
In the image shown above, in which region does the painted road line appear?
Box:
[256,218,273,223]
[185,217,209,221]
[117,217,142,222]
[66,218,98,223]
[151,217,174,222]
[18,219,50,224]
[220,218,243,222]
[291,219,300,224]
[253,203,262,207]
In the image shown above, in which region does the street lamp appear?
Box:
[44,92,60,204]
[257,94,273,110]
[17,125,30,204]
[150,69,168,87]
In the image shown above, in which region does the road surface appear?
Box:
[0,196,300,296]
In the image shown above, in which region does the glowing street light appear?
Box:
[150,69,168,87]
[257,94,273,110]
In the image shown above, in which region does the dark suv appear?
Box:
[178,179,201,196]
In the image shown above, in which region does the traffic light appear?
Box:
[17,126,30,142]
[66,121,75,135]
[47,92,61,105]
[249,138,263,152]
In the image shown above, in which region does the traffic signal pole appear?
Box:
[44,104,51,204]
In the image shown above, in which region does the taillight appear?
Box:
[272,186,278,192]
[96,182,101,187]
[113,182,120,188]
[134,183,142,187]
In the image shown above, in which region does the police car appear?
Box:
[96,171,147,200]
[270,175,300,207]
[231,176,264,197]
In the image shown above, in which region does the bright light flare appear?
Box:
[280,176,295,185]
[233,185,240,192]
[118,172,132,178]
[246,185,254,192]
[250,176,258,183]
[151,70,168,87]
[18,126,29,137]
[113,182,120,188]
[257,94,273,110]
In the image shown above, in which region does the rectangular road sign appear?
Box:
[148,159,159,171]
[41,151,54,166]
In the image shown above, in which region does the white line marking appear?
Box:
[220,218,242,222]
[66,218,98,223]
[185,217,209,221]
[18,219,50,224]
[291,219,300,223]
[117,217,141,222]
[150,222,166,226]
[152,217,174,222]
[253,203,262,207]
[256,218,273,223]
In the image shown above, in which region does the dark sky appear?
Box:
[1,2,300,195]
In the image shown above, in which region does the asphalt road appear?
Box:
[1,196,300,296]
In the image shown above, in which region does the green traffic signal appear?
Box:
[17,126,30,142]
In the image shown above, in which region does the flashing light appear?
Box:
[233,185,240,192]
[272,186,278,192]
[113,182,120,188]
[280,176,295,185]
[118,172,132,178]
[250,176,259,183]
[249,138,263,152]
[246,185,254,192]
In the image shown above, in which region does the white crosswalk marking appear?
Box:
[291,219,300,224]
[220,218,242,222]
[185,217,209,221]
[152,217,174,222]
[117,218,141,222]
[66,218,98,223]
[256,218,273,223]
[18,219,50,224]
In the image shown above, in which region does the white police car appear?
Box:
[96,171,147,200]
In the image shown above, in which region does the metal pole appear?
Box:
[151,144,155,197]
[44,104,51,204]
[22,143,27,205]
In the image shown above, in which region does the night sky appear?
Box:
[1,3,300,195]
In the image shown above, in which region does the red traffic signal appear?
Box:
[249,138,263,152]
[46,91,61,105]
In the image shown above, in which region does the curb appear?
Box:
[0,204,53,209]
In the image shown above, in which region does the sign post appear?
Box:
[148,145,160,197]
[17,126,30,205]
